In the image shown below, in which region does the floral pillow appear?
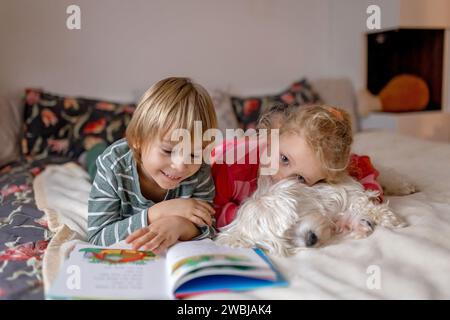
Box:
[230,78,322,130]
[21,89,136,160]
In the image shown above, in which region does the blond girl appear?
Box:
[212,104,383,235]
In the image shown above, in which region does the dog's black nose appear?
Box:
[306,231,318,247]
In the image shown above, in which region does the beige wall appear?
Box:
[327,0,400,90]
[1,0,447,108]
[0,0,334,102]
[400,0,450,28]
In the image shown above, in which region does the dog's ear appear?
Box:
[376,209,408,228]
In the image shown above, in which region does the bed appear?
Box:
[1,130,448,300]
[1,80,449,300]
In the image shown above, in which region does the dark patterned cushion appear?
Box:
[21,89,135,159]
[230,78,322,130]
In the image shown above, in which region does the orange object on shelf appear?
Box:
[379,74,430,112]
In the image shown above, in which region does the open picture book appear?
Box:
[46,238,287,299]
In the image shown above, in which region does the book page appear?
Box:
[172,264,277,291]
[47,242,172,300]
[166,239,273,291]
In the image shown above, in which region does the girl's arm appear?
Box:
[211,161,240,229]
[210,137,260,229]
[190,164,217,240]
[88,157,148,246]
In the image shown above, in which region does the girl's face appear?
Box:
[138,131,202,190]
[264,133,326,186]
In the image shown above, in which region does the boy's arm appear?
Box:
[88,157,148,246]
[348,154,384,202]
[178,219,202,240]
[190,164,217,240]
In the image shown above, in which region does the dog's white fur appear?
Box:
[215,175,407,256]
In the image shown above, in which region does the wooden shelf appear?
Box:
[360,111,450,143]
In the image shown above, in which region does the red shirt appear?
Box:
[211,137,383,228]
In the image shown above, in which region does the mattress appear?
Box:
[2,131,450,299]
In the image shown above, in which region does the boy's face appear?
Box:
[139,131,203,190]
[262,132,326,186]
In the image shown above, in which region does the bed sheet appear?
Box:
[0,157,70,299]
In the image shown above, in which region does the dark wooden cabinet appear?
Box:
[367,28,445,111]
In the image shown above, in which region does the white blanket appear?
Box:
[33,162,91,291]
[35,131,450,299]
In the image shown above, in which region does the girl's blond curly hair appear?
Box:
[257,104,353,183]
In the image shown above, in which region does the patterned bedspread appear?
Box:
[0,158,70,299]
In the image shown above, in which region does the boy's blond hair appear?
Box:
[126,77,218,164]
[257,104,353,183]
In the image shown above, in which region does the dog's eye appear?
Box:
[280,154,289,164]
[297,175,306,184]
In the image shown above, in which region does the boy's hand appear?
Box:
[126,216,192,254]
[147,198,215,227]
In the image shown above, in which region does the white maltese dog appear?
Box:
[215,175,407,256]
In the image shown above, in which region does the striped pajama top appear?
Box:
[88,138,216,246]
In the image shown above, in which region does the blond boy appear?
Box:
[88,77,218,253]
